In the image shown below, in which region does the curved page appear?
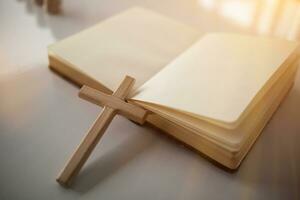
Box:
[132,33,299,127]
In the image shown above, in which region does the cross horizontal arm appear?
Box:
[79,86,147,124]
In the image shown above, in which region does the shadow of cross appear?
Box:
[56,76,148,186]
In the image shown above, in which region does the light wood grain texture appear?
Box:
[79,86,147,124]
[56,106,116,186]
[57,76,147,186]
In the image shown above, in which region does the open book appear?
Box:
[48,7,299,169]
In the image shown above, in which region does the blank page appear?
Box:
[132,33,298,126]
[48,7,200,91]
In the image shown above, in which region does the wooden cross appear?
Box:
[56,76,148,186]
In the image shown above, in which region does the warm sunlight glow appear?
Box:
[274,1,300,39]
[197,0,300,40]
[219,1,255,27]
[199,0,216,10]
[257,0,280,34]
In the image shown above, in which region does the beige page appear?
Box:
[48,7,200,91]
[132,33,299,127]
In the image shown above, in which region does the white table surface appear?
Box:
[1,0,300,199]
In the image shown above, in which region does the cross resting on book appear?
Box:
[56,76,148,186]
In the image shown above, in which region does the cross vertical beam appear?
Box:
[56,76,147,186]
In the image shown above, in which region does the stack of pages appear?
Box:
[48,7,299,169]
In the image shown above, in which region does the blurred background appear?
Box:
[197,0,300,40]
